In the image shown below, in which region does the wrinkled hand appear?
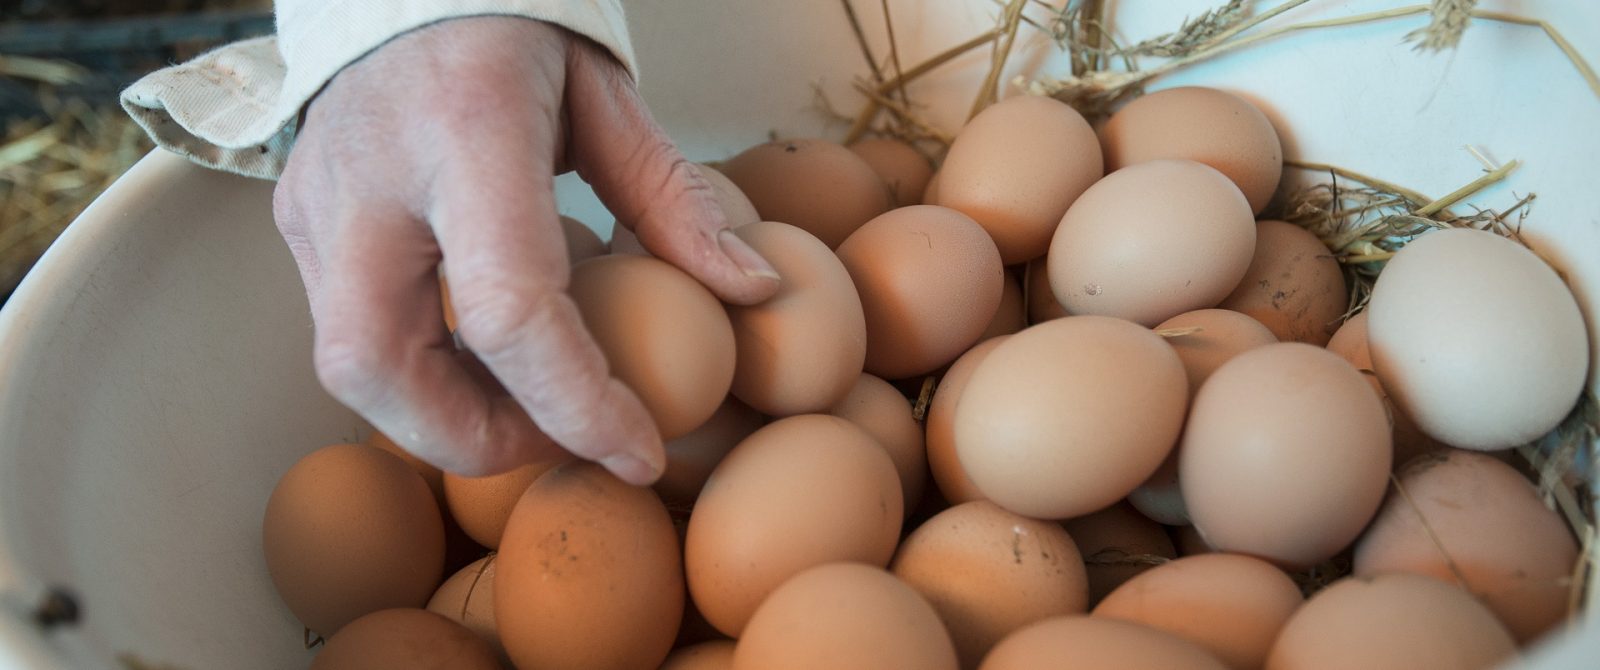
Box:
[273,18,779,484]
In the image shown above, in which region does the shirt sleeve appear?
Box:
[120,0,636,180]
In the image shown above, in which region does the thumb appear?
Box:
[564,43,780,306]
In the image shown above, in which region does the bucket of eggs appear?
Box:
[1,1,1597,668]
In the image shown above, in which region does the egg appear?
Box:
[1216,220,1346,345]
[849,138,935,206]
[1367,228,1589,450]
[1266,573,1517,670]
[980,616,1228,670]
[262,444,445,635]
[1049,159,1256,326]
[1129,309,1277,525]
[979,271,1027,340]
[1325,311,1440,466]
[1062,502,1179,605]
[309,608,500,670]
[1024,256,1067,323]
[495,462,683,669]
[1180,343,1391,569]
[925,336,1009,505]
[1155,309,1279,397]
[1099,86,1283,213]
[726,221,867,415]
[367,430,443,503]
[934,94,1103,264]
[829,373,927,511]
[1093,554,1303,669]
[425,556,504,662]
[662,640,737,670]
[891,501,1089,667]
[836,205,1005,378]
[733,563,958,670]
[569,254,738,439]
[1354,449,1580,643]
[560,215,608,264]
[922,170,941,204]
[655,396,766,507]
[699,163,761,228]
[442,458,565,549]
[955,316,1187,519]
[685,415,902,636]
[719,138,892,248]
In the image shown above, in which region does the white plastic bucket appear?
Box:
[2,1,1596,668]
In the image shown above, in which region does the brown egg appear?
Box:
[262,444,445,635]
[836,205,1005,378]
[439,274,457,331]
[733,563,958,670]
[829,373,927,511]
[699,164,761,228]
[981,616,1228,670]
[685,415,902,637]
[367,430,443,503]
[850,138,935,206]
[662,640,736,670]
[569,254,737,439]
[934,95,1103,263]
[925,336,1010,505]
[922,170,941,204]
[425,556,504,662]
[1266,574,1517,670]
[1093,554,1303,669]
[979,271,1026,340]
[727,221,867,415]
[1180,343,1391,569]
[309,608,500,670]
[719,138,892,248]
[1062,502,1179,605]
[1218,220,1346,345]
[892,501,1089,668]
[1354,449,1580,644]
[496,462,683,669]
[1129,309,1277,526]
[1325,311,1439,466]
[1049,159,1256,327]
[1155,309,1278,397]
[1367,228,1589,450]
[1024,256,1067,323]
[655,397,765,507]
[442,458,565,549]
[955,317,1187,519]
[560,215,608,263]
[1099,86,1283,213]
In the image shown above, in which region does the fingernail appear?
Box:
[600,452,662,485]
[718,229,781,281]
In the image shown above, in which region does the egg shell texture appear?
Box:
[309,608,501,670]
[1099,86,1283,214]
[935,95,1104,264]
[955,316,1188,519]
[495,462,684,670]
[1218,220,1346,345]
[1049,159,1256,327]
[685,415,903,637]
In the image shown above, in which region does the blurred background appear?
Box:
[0,0,271,304]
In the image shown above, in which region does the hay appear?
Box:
[1,73,152,296]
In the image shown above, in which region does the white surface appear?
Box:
[2,1,1597,668]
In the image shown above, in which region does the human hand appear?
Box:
[272,17,780,484]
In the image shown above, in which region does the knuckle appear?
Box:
[451,277,565,357]
[312,328,393,407]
